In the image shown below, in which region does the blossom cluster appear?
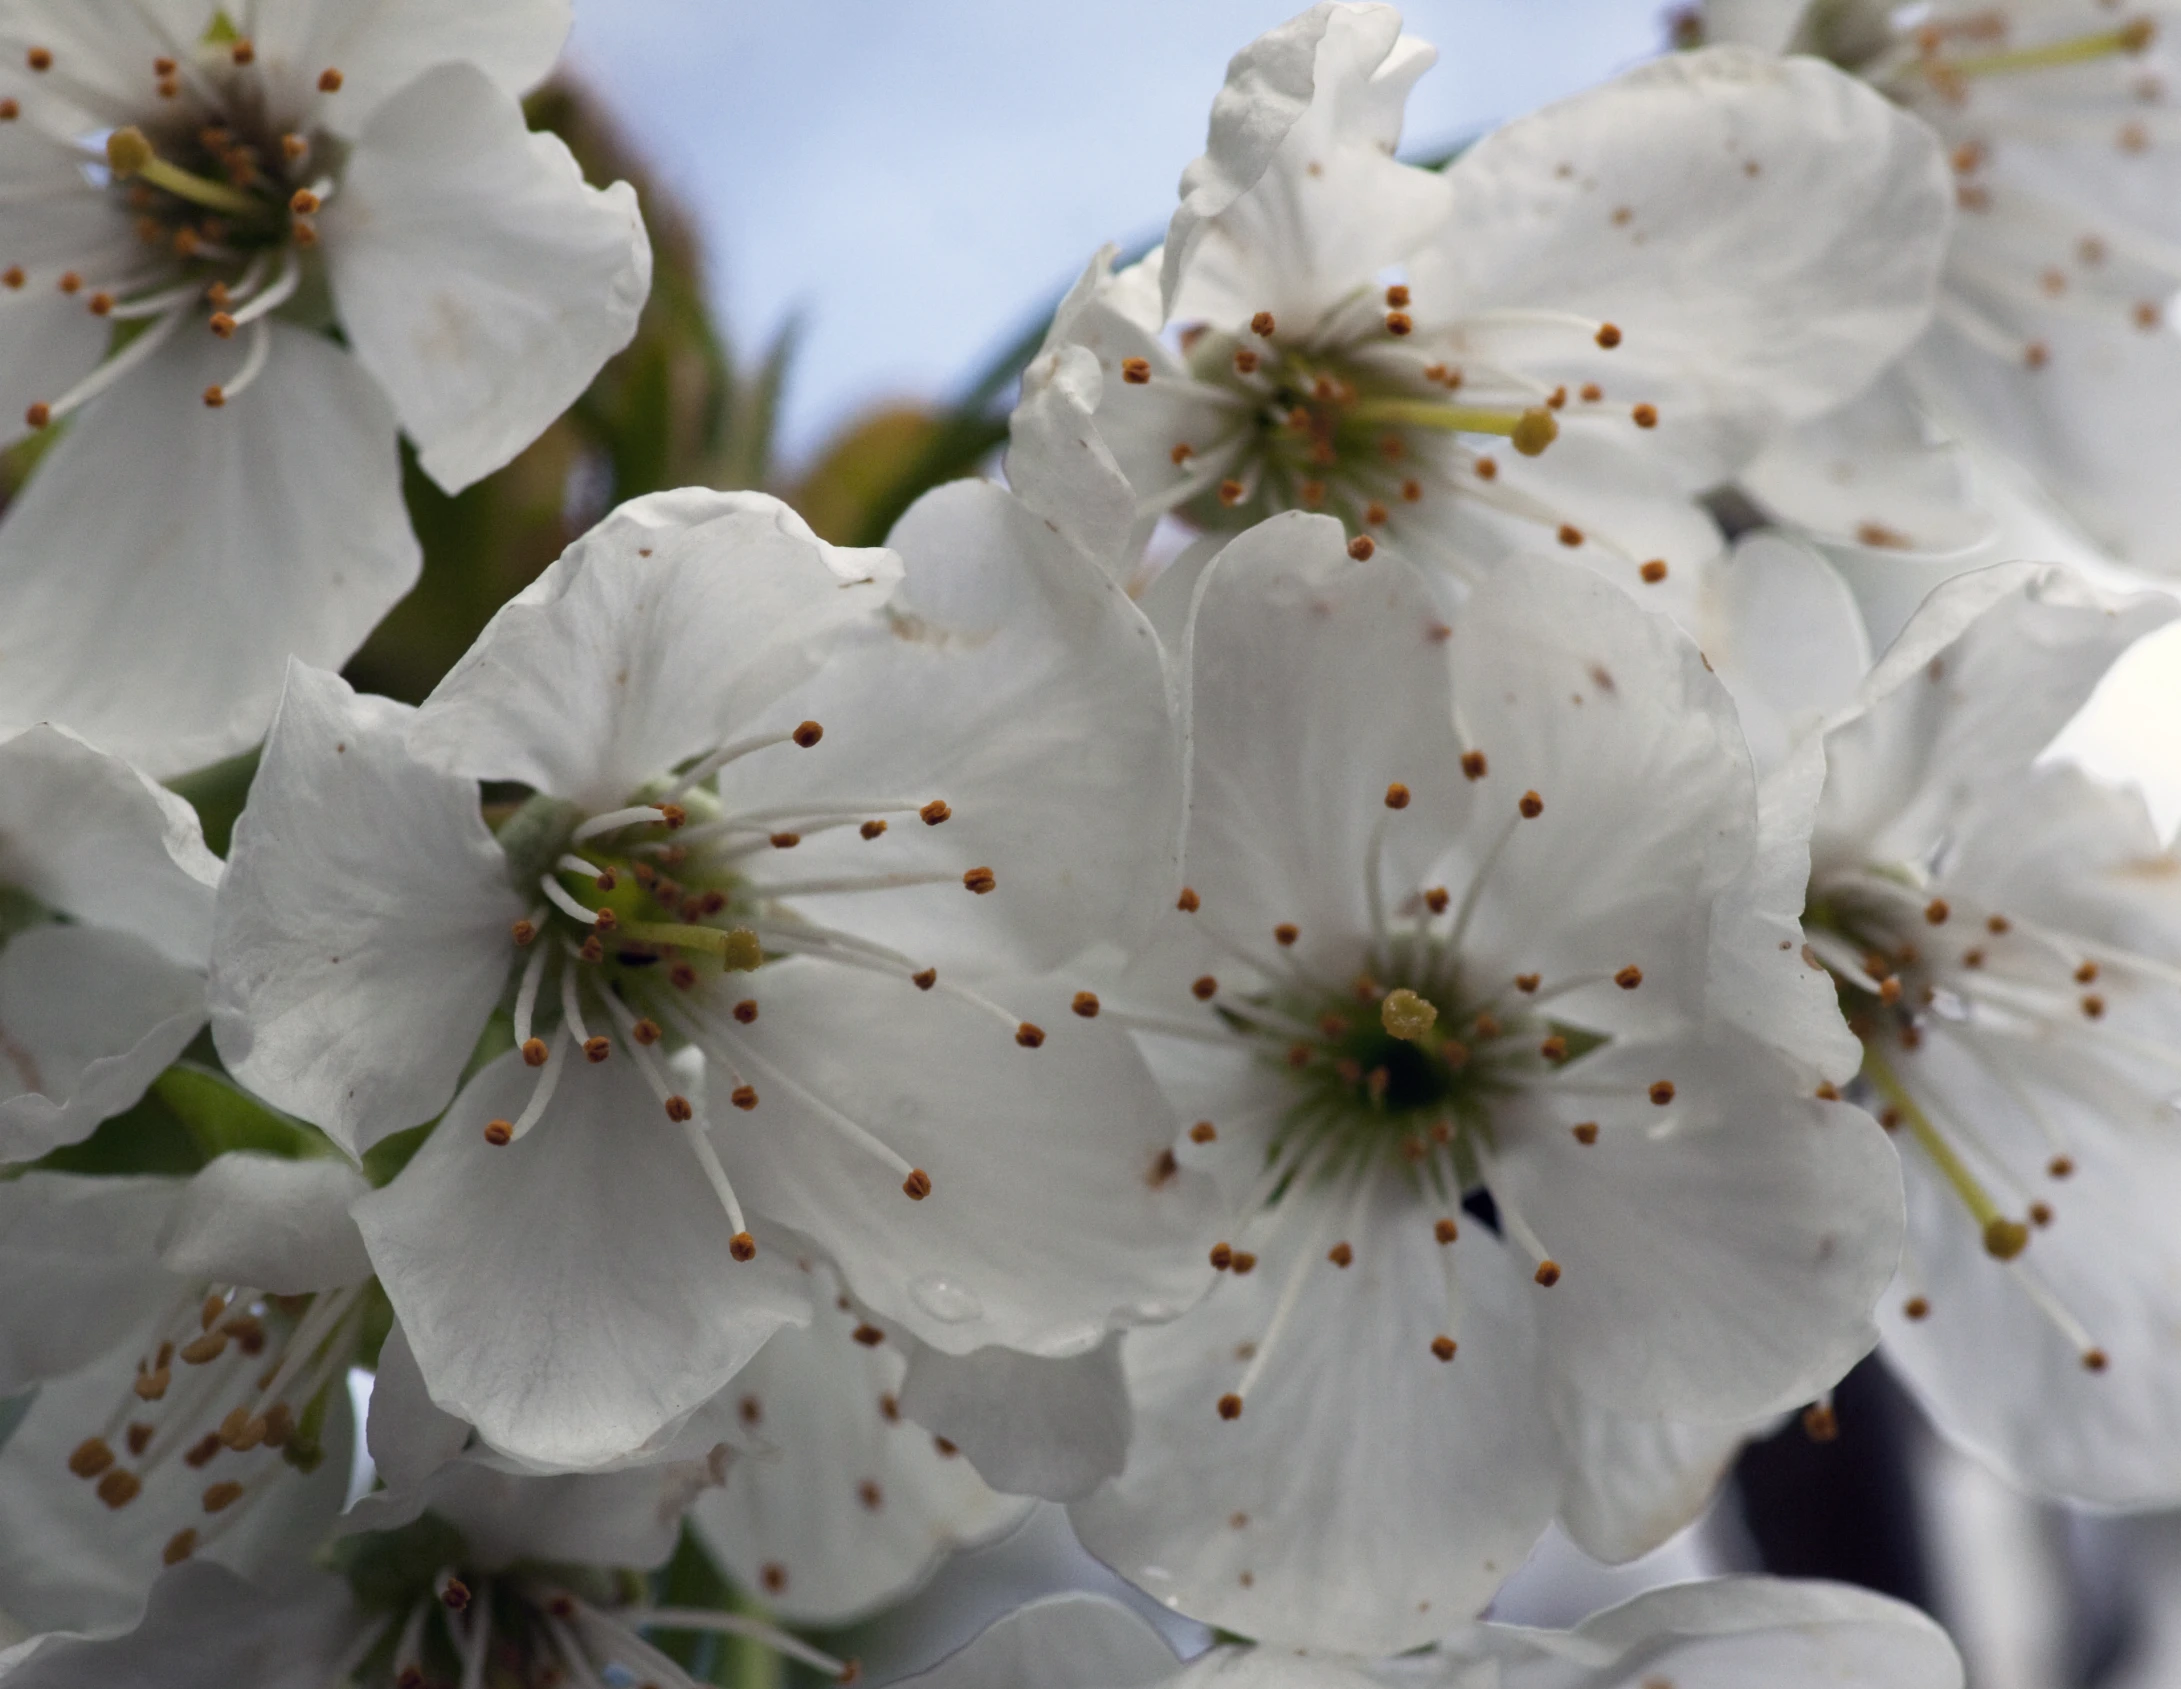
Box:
[0,2,2177,1685]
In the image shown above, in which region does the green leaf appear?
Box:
[152,1063,333,1163]
[24,1083,204,1177]
[166,749,259,858]
[361,1122,433,1190]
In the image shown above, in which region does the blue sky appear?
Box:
[566,1,1668,461]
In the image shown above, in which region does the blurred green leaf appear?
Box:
[152,1062,331,1162]
[166,748,258,857]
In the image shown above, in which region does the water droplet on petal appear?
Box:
[908,1273,984,1323]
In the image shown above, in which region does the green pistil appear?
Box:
[107,126,262,219]
[1862,1046,2029,1261]
[1924,19,2155,82]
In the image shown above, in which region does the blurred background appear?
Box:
[194,4,2181,1686]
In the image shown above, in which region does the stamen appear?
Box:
[495,1026,571,1145]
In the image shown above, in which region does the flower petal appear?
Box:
[1071,1178,1558,1656]
[899,1332,1131,1503]
[363,1319,471,1498]
[0,1173,181,1395]
[1458,1574,1962,1688]
[0,926,203,1161]
[210,663,520,1156]
[1492,1035,1902,1421]
[1164,4,1450,326]
[1813,563,2176,876]
[893,1594,1178,1689]
[0,1327,353,1632]
[1550,1395,1767,1565]
[728,479,1178,971]
[1420,47,1950,480]
[0,724,219,968]
[690,1272,1027,1624]
[707,963,1216,1359]
[327,62,651,493]
[255,0,571,129]
[156,1154,373,1296]
[354,1050,812,1471]
[407,490,899,807]
[0,1560,364,1689]
[0,325,418,777]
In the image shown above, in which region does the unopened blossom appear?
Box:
[210,487,1212,1472]
[1067,514,1901,1655]
[1009,3,1949,610]
[0,0,651,774]
[1704,2,2181,572]
[688,1261,1029,1623]
[0,725,220,1162]
[0,1437,846,1689]
[896,1581,1961,1689]
[1780,561,2181,1505]
[0,1156,369,1631]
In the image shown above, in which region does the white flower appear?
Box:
[1008,3,1950,611]
[686,1261,1030,1625]
[0,0,651,774]
[0,1442,852,1689]
[0,725,220,1162]
[892,1581,1962,1689]
[0,1155,370,1632]
[1065,514,1902,1654]
[1779,560,2181,1505]
[1706,2,2181,573]
[208,486,1214,1472]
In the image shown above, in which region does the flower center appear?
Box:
[333,1506,861,1689]
[1802,862,2159,1371]
[63,1279,365,1568]
[8,22,346,430]
[472,719,1034,1255]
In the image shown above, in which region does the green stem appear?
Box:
[107,128,262,218]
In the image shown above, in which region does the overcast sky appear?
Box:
[566,0,1667,460]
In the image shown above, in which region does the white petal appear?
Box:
[367,1456,691,1572]
[1874,766,2181,1505]
[1004,339,1139,579]
[0,724,218,968]
[1444,553,1758,1033]
[1697,532,1870,776]
[1164,4,1451,326]
[690,1273,1027,1624]
[1550,1396,1763,1566]
[1458,1574,1962,1688]
[730,479,1178,971]
[256,0,570,129]
[1699,0,1816,51]
[0,324,418,777]
[0,288,113,455]
[0,1173,180,1395]
[1180,512,1464,975]
[1493,1035,1901,1421]
[363,1319,471,1497]
[327,62,650,493]
[407,490,898,807]
[1739,375,1995,558]
[0,925,203,1161]
[892,1594,1178,1689]
[1813,562,2177,875]
[354,1050,812,1471]
[210,663,520,1157]
[1077,1187,1570,1658]
[1072,1181,1560,1657]
[0,1327,354,1632]
[899,1332,1130,1503]
[710,964,1216,1358]
[0,1560,363,1689]
[1421,48,1950,478]
[156,1154,372,1295]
